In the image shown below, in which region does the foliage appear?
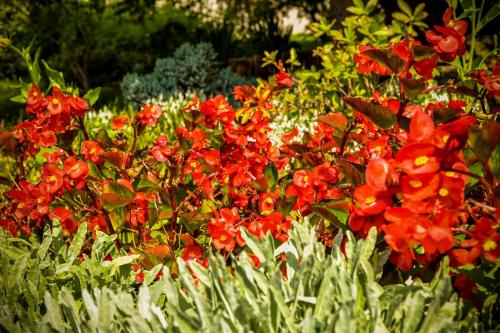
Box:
[0,1,498,321]
[121,42,251,106]
[0,221,487,332]
[0,0,210,90]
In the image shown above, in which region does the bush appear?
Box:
[0,222,485,332]
[0,2,498,327]
[121,42,251,106]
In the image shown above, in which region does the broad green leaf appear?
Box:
[83,87,101,106]
[67,223,87,262]
[397,0,412,16]
[264,162,278,190]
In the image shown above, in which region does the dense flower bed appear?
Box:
[0,4,498,317]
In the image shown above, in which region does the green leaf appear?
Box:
[10,94,26,103]
[264,162,278,190]
[362,48,405,74]
[392,12,410,23]
[489,144,500,179]
[342,97,396,129]
[401,78,426,100]
[477,3,500,32]
[91,231,117,263]
[83,87,101,106]
[109,207,126,232]
[67,223,87,262]
[42,60,65,89]
[397,0,412,15]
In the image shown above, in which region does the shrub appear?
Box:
[121,42,250,106]
[0,222,486,332]
[0,3,498,319]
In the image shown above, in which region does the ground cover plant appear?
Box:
[0,1,499,331]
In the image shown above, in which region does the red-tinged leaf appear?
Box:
[401,78,427,100]
[489,144,500,179]
[366,158,390,191]
[144,244,173,262]
[468,122,500,161]
[285,143,309,154]
[336,158,363,188]
[277,196,297,216]
[410,111,435,142]
[250,177,268,192]
[102,181,135,211]
[100,151,125,169]
[319,113,349,131]
[447,81,478,97]
[342,97,396,129]
[362,48,405,74]
[412,45,436,60]
[102,193,133,211]
[431,107,461,124]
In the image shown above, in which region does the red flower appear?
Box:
[353,184,392,215]
[136,104,163,126]
[150,136,173,162]
[67,95,89,118]
[395,143,440,175]
[275,60,293,88]
[81,140,103,164]
[111,115,130,130]
[50,207,78,234]
[47,87,67,115]
[259,192,276,214]
[425,7,467,62]
[38,130,58,147]
[26,84,46,114]
[209,227,236,252]
[182,243,203,261]
[41,164,65,194]
[365,158,391,192]
[400,173,440,201]
[63,157,89,180]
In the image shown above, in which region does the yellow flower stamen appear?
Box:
[414,155,429,166]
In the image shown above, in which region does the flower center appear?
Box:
[374,146,382,152]
[303,176,309,182]
[190,162,197,168]
[219,235,227,242]
[49,175,57,182]
[52,98,60,105]
[483,240,497,252]
[414,155,429,166]
[265,197,274,204]
[90,148,97,154]
[439,188,449,197]
[71,164,79,171]
[442,134,449,143]
[445,171,455,177]
[365,196,376,204]
[409,180,422,188]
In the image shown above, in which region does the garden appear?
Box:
[0,0,498,332]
